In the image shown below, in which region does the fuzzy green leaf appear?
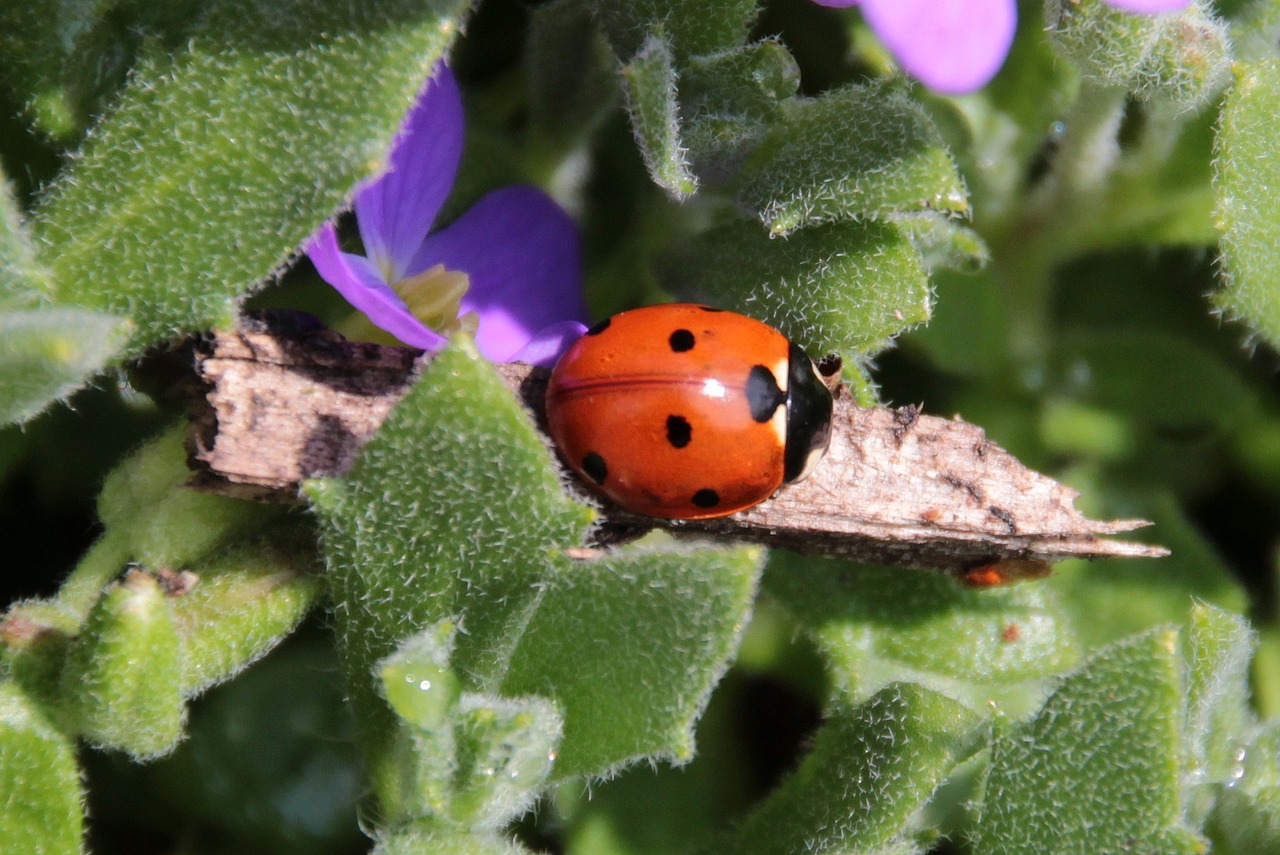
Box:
[378,625,563,828]
[975,629,1202,854]
[61,571,185,759]
[766,557,1080,719]
[381,622,465,736]
[1045,0,1230,106]
[449,694,562,827]
[0,682,83,855]
[1214,58,1280,349]
[680,40,799,182]
[1183,604,1258,826]
[739,85,968,236]
[715,684,985,855]
[1208,720,1280,855]
[95,428,265,558]
[0,308,132,425]
[307,338,593,797]
[169,523,323,696]
[31,0,468,357]
[500,541,762,779]
[670,218,929,358]
[621,31,698,199]
[592,0,760,62]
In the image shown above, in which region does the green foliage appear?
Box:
[378,625,562,829]
[621,31,699,199]
[0,682,83,855]
[592,0,760,62]
[1046,0,1231,106]
[1214,58,1280,349]
[0,308,132,425]
[500,542,761,778]
[5,0,1280,852]
[670,218,930,357]
[766,558,1081,718]
[61,571,186,758]
[29,0,469,359]
[974,629,1200,853]
[716,684,985,855]
[739,84,968,235]
[2,428,320,759]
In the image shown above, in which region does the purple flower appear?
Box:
[812,0,1193,95]
[306,64,588,366]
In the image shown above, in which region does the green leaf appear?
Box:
[714,684,985,855]
[61,571,186,759]
[739,84,968,236]
[377,624,564,828]
[31,0,469,357]
[765,557,1081,719]
[0,174,49,303]
[307,338,592,793]
[1045,0,1230,106]
[1207,719,1280,855]
[1183,604,1258,826]
[592,0,760,62]
[1214,58,1280,349]
[169,522,323,696]
[670,218,930,358]
[0,682,83,855]
[0,308,132,425]
[974,629,1202,854]
[449,694,562,828]
[620,31,698,199]
[500,541,762,779]
[680,40,799,182]
[525,0,618,149]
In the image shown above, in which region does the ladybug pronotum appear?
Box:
[545,303,834,520]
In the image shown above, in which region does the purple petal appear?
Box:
[305,223,447,352]
[354,63,465,281]
[509,321,588,368]
[859,0,1017,94]
[1103,0,1190,12]
[408,185,587,362]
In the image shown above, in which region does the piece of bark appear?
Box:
[186,316,1168,582]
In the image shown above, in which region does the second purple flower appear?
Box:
[306,63,588,367]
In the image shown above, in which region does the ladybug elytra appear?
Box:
[545,303,833,520]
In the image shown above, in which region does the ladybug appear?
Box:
[545,303,834,520]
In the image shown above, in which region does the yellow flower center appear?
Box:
[395,264,476,336]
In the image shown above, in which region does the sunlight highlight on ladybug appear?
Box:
[546,304,834,520]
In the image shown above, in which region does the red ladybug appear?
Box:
[545,303,833,520]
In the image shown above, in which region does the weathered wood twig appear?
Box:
[185,314,1167,583]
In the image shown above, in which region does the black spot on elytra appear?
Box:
[669,329,695,352]
[582,452,608,484]
[692,488,720,509]
[697,305,724,312]
[746,364,786,423]
[586,318,611,335]
[666,415,692,448]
